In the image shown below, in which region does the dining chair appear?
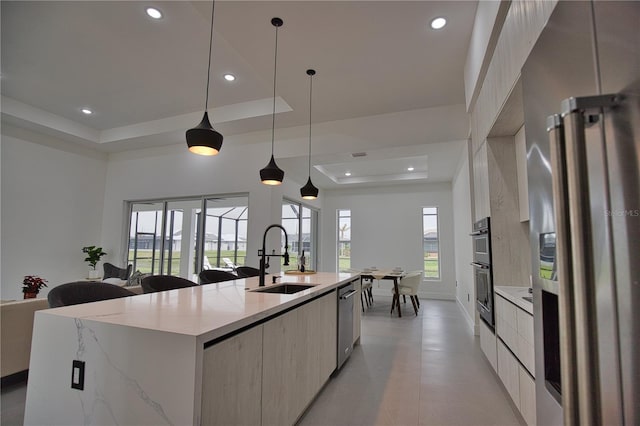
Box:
[391,271,422,316]
[48,281,136,308]
[198,269,238,284]
[141,275,198,293]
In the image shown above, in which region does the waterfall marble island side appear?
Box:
[24,272,360,426]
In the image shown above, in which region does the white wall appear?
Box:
[452,141,477,332]
[0,126,108,300]
[321,182,456,300]
[100,139,319,273]
[463,1,509,111]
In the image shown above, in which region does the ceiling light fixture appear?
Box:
[260,17,285,186]
[81,108,93,115]
[300,69,319,200]
[146,7,163,20]
[408,167,415,171]
[223,74,236,82]
[430,17,447,30]
[345,172,352,177]
[186,0,223,156]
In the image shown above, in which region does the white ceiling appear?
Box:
[1,1,477,188]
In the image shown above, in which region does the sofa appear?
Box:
[0,285,143,379]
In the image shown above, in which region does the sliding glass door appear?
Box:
[281,199,318,270]
[126,194,248,279]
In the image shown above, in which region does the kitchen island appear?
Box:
[24,272,360,426]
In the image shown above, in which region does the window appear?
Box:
[127,194,248,279]
[422,207,440,279]
[281,199,318,270]
[337,209,351,272]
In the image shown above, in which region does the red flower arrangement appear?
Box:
[22,275,48,294]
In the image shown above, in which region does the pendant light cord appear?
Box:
[270,24,279,156]
[204,0,216,111]
[308,73,313,175]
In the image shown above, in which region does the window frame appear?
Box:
[281,198,319,271]
[337,209,351,272]
[422,206,441,281]
[125,193,249,278]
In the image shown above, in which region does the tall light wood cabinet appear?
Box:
[201,326,264,426]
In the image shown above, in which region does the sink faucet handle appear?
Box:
[272,275,281,284]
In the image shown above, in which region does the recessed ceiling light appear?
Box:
[345,172,352,177]
[81,108,93,115]
[224,74,236,82]
[408,167,415,171]
[146,7,163,19]
[430,17,447,30]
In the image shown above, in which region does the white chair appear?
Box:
[392,271,422,316]
[223,257,237,270]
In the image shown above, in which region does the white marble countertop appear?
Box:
[39,272,358,343]
[494,286,533,315]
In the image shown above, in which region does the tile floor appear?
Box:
[299,297,524,426]
[0,297,523,426]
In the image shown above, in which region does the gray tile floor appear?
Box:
[299,297,524,426]
[1,297,522,426]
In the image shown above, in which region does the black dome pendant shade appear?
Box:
[186,0,223,156]
[260,17,285,185]
[301,176,319,199]
[186,112,223,155]
[260,155,285,185]
[300,69,319,200]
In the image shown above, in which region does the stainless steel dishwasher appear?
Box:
[337,281,357,369]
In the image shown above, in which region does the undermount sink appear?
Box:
[251,284,316,294]
[522,296,533,303]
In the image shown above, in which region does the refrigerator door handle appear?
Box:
[547,114,579,426]
[560,93,620,425]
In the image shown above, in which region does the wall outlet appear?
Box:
[71,360,85,390]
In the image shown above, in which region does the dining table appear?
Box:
[359,268,406,317]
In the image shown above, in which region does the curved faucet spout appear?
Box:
[259,224,289,286]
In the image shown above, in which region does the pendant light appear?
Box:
[260,17,285,185]
[186,0,223,156]
[300,69,319,200]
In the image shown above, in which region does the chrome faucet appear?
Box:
[259,224,290,286]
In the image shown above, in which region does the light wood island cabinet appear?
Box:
[201,326,264,426]
[24,273,359,426]
[262,290,337,426]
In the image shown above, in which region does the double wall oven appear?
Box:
[471,217,493,327]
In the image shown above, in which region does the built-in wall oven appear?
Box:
[471,218,494,327]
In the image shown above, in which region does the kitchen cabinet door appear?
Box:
[519,365,537,426]
[201,325,263,426]
[497,340,520,409]
[262,291,337,426]
[480,319,497,371]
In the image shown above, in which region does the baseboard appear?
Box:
[1,370,28,389]
[418,291,455,300]
[371,288,455,300]
[456,298,477,334]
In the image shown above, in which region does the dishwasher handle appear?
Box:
[339,289,358,300]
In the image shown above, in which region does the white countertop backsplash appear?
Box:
[495,286,533,315]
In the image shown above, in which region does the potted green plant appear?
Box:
[82,245,107,279]
[22,275,48,299]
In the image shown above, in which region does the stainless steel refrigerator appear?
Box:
[522,1,639,425]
